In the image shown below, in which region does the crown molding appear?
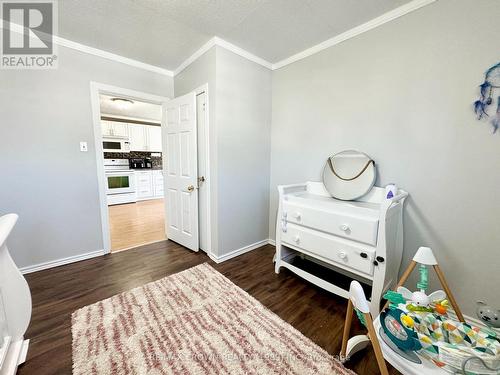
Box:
[174,36,273,76]
[271,0,437,70]
[55,36,174,77]
[213,37,273,70]
[6,21,174,76]
[5,0,436,77]
[174,37,217,76]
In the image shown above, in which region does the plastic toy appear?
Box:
[400,314,414,329]
[397,263,446,310]
[383,290,406,308]
[434,300,449,315]
[380,308,421,351]
[476,301,500,329]
[342,252,500,374]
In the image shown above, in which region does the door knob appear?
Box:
[187,185,195,192]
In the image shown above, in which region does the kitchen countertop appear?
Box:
[130,168,163,171]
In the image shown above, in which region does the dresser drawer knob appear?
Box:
[376,256,385,263]
[338,251,347,260]
[293,235,300,243]
[360,252,368,259]
[340,224,350,232]
[292,212,301,221]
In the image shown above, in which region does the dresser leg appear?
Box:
[275,262,281,274]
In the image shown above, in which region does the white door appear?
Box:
[163,92,199,251]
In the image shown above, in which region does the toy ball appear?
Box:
[476,301,500,328]
[411,291,430,307]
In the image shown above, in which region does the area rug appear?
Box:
[72,263,355,375]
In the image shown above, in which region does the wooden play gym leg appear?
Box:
[364,312,389,375]
[341,299,353,359]
[382,260,417,311]
[433,264,465,322]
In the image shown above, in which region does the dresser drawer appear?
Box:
[283,201,379,246]
[282,224,375,276]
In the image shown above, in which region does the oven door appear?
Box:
[103,139,130,153]
[105,171,135,195]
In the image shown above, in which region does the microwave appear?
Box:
[102,138,130,153]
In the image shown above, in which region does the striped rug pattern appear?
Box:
[72,263,354,375]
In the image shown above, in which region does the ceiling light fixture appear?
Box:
[110,97,134,110]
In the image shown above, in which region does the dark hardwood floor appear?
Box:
[19,241,399,375]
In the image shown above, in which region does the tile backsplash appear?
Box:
[104,151,163,169]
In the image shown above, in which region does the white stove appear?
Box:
[104,159,136,205]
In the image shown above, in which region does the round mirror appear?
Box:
[322,150,376,200]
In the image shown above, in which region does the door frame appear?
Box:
[90,81,212,256]
[90,82,170,254]
[194,84,212,257]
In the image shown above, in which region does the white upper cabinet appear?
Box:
[101,120,114,137]
[129,124,148,151]
[101,120,129,139]
[112,122,129,138]
[129,124,162,152]
[148,126,162,152]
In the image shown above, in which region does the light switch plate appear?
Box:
[80,141,88,152]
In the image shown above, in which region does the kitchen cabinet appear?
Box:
[148,126,162,152]
[136,171,153,198]
[101,120,114,137]
[129,124,148,151]
[112,122,129,137]
[129,124,162,152]
[135,170,163,200]
[153,170,164,196]
[101,120,129,138]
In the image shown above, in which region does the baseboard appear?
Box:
[20,249,106,274]
[268,238,276,246]
[209,239,269,263]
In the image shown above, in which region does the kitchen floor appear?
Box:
[108,198,166,252]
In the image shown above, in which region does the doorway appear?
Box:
[100,95,165,252]
[90,83,212,256]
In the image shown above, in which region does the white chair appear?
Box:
[0,214,31,375]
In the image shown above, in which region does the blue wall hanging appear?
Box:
[474,63,500,133]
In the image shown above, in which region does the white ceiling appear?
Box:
[100,94,161,122]
[58,0,411,71]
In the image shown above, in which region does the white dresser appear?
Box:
[275,182,408,317]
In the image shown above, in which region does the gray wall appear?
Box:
[269,0,500,316]
[216,47,271,256]
[175,46,272,257]
[0,46,173,269]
